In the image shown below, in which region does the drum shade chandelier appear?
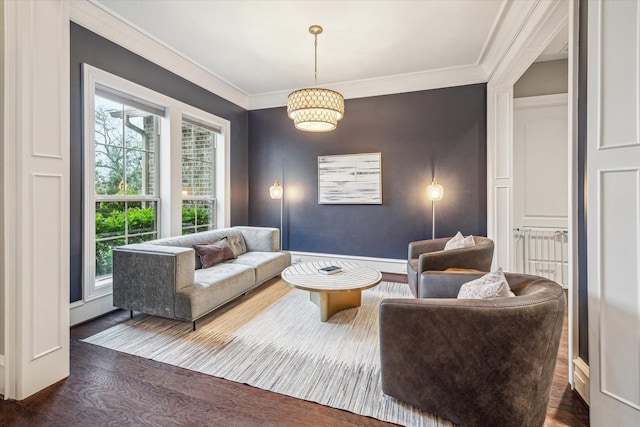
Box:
[287,25,344,132]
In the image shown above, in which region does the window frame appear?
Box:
[181,118,219,234]
[82,64,231,302]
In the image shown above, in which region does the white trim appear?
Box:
[70,294,116,327]
[70,0,547,112]
[573,357,590,405]
[513,93,569,109]
[3,0,19,401]
[0,355,4,398]
[70,0,249,110]
[249,65,487,110]
[290,251,406,275]
[487,0,577,389]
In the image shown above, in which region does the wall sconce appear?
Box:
[426,180,444,239]
[269,180,283,249]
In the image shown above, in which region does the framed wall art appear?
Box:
[318,153,382,204]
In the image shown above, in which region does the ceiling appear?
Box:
[91,0,567,108]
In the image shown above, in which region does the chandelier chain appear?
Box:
[314,33,318,86]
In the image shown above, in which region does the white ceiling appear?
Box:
[90,0,567,108]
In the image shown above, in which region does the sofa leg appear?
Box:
[130,310,133,319]
[192,320,196,331]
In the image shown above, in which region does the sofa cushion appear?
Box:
[175,263,255,320]
[444,231,475,251]
[225,231,247,257]
[231,251,292,284]
[193,239,236,269]
[457,268,515,299]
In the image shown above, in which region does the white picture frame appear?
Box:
[318,153,382,204]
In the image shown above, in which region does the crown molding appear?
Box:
[70,0,541,112]
[248,64,487,110]
[488,0,568,86]
[477,0,541,81]
[70,0,250,110]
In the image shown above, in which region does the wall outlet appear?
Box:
[401,265,407,273]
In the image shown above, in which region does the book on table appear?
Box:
[318,265,342,275]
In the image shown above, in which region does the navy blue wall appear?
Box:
[248,84,487,259]
[70,23,249,302]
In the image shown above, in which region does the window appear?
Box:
[83,65,230,302]
[94,94,160,281]
[181,120,218,234]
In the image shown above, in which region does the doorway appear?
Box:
[486,0,580,395]
[512,54,569,288]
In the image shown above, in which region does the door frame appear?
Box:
[486,0,580,387]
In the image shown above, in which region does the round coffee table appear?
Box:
[281,261,382,321]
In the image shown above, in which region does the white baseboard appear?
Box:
[70,293,117,326]
[573,357,590,405]
[290,251,406,275]
[0,354,5,398]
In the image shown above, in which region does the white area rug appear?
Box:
[83,280,453,427]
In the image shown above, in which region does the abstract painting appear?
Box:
[318,153,382,204]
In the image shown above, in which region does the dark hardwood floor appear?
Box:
[1,274,589,426]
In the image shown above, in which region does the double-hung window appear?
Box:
[93,90,161,284]
[181,119,219,234]
[83,65,230,304]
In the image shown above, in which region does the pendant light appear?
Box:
[287,25,345,132]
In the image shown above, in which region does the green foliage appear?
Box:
[95,205,156,277]
[181,204,211,226]
[94,204,210,275]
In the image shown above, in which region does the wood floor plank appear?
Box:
[1,275,588,426]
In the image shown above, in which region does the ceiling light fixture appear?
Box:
[287,25,344,132]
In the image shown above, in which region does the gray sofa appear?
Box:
[112,226,291,329]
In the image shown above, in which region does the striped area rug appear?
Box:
[83,279,453,427]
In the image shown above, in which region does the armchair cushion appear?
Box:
[457,267,515,299]
[444,231,475,250]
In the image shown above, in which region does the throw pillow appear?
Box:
[193,238,236,269]
[457,267,515,299]
[444,231,476,250]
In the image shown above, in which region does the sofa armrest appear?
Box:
[417,270,484,298]
[112,244,195,319]
[379,293,565,426]
[234,226,280,251]
[417,244,491,273]
[408,238,448,259]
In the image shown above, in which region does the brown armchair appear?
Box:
[379,271,565,427]
[407,236,494,297]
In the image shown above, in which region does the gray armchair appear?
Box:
[407,236,494,297]
[379,271,565,427]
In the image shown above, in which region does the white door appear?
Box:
[513,95,568,230]
[587,1,640,425]
[3,0,70,399]
[512,95,569,286]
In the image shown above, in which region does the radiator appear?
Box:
[513,227,569,287]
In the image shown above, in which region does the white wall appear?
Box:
[514,59,568,98]
[1,0,6,359]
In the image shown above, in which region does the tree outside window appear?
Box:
[94,96,159,279]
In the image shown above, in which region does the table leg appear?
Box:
[309,290,362,321]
